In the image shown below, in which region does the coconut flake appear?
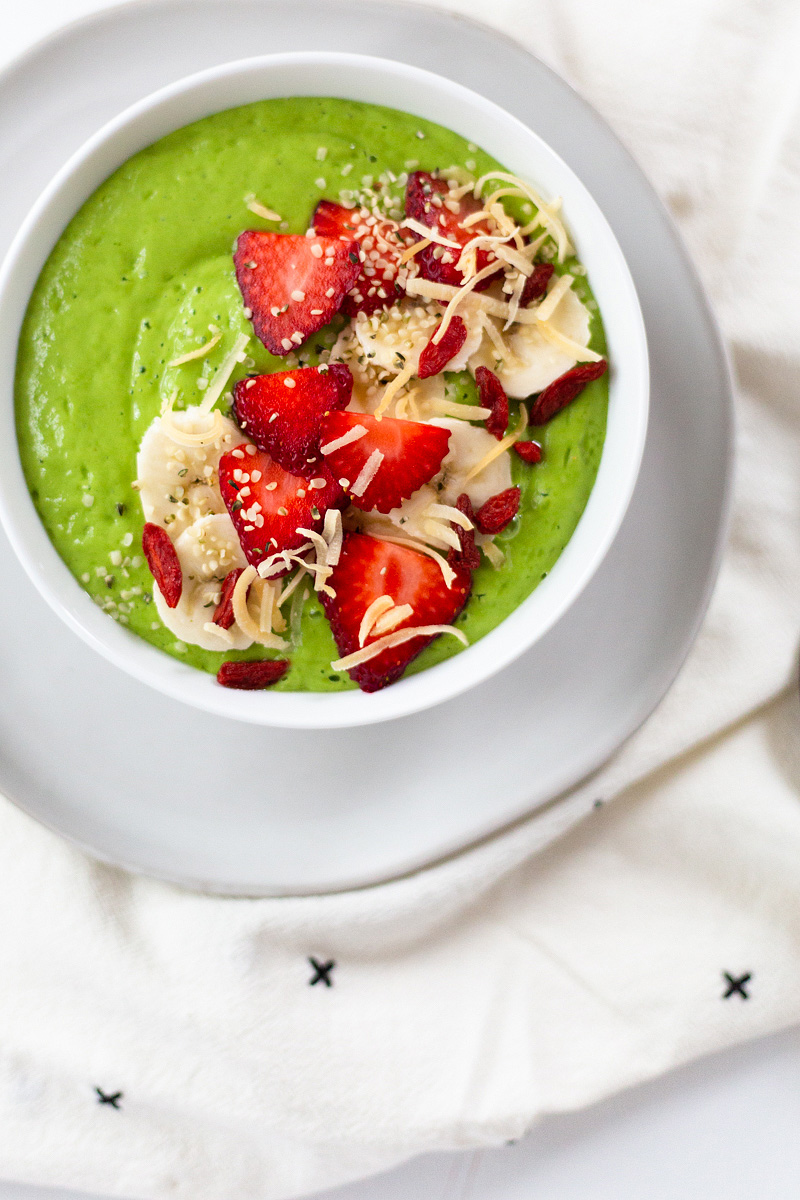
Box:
[358,595,395,647]
[197,332,250,415]
[400,217,462,249]
[331,623,467,670]
[372,603,414,636]
[350,449,384,497]
[319,424,368,456]
[168,327,222,367]
[231,565,288,650]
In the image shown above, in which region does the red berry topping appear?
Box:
[234,230,361,356]
[213,567,245,630]
[219,444,343,570]
[474,487,521,535]
[319,410,450,514]
[405,171,501,289]
[217,659,290,689]
[448,492,481,571]
[513,440,543,464]
[233,364,352,473]
[312,200,415,316]
[417,316,468,378]
[475,365,509,439]
[321,532,472,692]
[520,262,555,307]
[529,360,608,425]
[142,522,182,608]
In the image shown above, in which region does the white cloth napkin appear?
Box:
[2,0,800,1197]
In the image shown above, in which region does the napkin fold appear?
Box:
[2,0,800,1197]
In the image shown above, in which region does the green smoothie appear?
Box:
[14,97,607,691]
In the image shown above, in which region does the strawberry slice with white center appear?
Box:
[219,444,343,570]
[321,532,472,692]
[312,200,415,316]
[234,230,361,356]
[405,170,501,290]
[233,363,352,473]
[319,410,450,514]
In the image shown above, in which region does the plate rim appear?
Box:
[0,0,735,895]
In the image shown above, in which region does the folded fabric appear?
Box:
[1,0,799,1198]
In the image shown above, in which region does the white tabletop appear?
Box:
[3,3,799,1198]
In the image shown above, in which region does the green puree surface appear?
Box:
[15,97,608,692]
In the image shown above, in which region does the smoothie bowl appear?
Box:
[0,53,648,728]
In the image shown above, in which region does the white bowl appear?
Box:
[0,52,648,728]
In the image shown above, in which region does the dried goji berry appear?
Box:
[447,492,481,571]
[213,568,245,629]
[217,659,290,690]
[456,491,477,527]
[417,316,467,378]
[520,262,554,307]
[475,487,521,535]
[513,440,543,464]
[142,522,182,608]
[529,360,608,425]
[475,365,509,439]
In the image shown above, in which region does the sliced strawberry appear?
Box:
[233,363,352,473]
[475,487,520,535]
[234,230,361,356]
[405,171,501,290]
[418,316,468,379]
[142,522,182,608]
[321,532,472,692]
[219,444,343,570]
[520,261,554,307]
[312,200,414,316]
[319,410,450,514]
[475,365,508,439]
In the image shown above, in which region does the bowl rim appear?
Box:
[0,49,649,728]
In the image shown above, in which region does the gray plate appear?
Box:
[0,0,733,895]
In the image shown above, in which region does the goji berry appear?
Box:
[447,492,481,571]
[213,568,245,630]
[217,659,290,689]
[513,440,543,464]
[529,360,608,425]
[142,522,182,608]
[520,262,554,307]
[418,315,468,378]
[475,366,509,439]
[475,487,521,535]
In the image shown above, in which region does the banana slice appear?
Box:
[358,484,441,543]
[136,405,242,536]
[352,301,440,374]
[400,373,445,421]
[152,513,251,651]
[429,418,513,509]
[470,287,592,398]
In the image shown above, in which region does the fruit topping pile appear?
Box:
[136,164,607,692]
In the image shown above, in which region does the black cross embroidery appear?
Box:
[308,957,335,987]
[95,1087,123,1109]
[722,971,752,1000]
